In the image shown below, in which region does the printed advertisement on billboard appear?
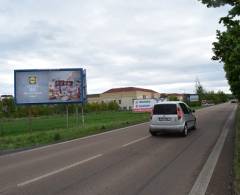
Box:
[133,99,157,112]
[14,69,87,105]
[189,95,199,102]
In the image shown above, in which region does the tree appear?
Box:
[199,0,236,7]
[195,78,205,101]
[198,0,240,99]
[168,96,178,101]
[216,90,228,102]
[194,78,228,104]
[1,98,15,117]
[108,101,120,111]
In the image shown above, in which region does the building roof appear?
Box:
[161,93,195,96]
[103,87,158,94]
[87,94,100,98]
[167,93,185,96]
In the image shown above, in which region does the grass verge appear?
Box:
[0,111,149,150]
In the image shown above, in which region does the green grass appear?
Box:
[0,111,150,150]
[234,106,240,194]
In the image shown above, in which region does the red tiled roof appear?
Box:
[103,87,158,94]
[87,94,100,98]
[168,93,185,96]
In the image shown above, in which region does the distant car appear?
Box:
[149,101,196,136]
[202,102,214,107]
[230,99,238,103]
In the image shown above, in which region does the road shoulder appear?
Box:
[205,111,236,195]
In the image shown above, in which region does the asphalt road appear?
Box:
[0,103,237,195]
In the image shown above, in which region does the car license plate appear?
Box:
[159,117,170,121]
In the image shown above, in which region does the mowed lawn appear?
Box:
[0,111,150,150]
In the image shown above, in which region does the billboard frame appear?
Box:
[189,94,199,102]
[14,68,87,105]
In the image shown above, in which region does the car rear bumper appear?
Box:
[149,124,185,133]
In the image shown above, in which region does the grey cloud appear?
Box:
[0,0,231,95]
[0,20,69,59]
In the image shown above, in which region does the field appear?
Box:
[0,111,150,150]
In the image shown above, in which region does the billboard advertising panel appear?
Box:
[14,68,87,105]
[133,99,157,112]
[189,95,199,102]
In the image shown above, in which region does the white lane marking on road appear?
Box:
[122,135,151,147]
[188,105,237,195]
[17,154,103,187]
[1,122,149,158]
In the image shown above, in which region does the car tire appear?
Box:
[192,120,197,130]
[182,124,188,137]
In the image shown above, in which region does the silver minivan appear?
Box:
[149,101,196,136]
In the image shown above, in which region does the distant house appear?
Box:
[87,94,101,103]
[87,87,160,110]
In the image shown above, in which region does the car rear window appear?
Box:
[153,104,177,115]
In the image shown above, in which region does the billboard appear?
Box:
[189,94,199,102]
[133,99,157,112]
[14,68,87,105]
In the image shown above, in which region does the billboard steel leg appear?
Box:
[81,103,85,127]
[66,104,69,129]
[76,104,79,127]
[28,106,32,132]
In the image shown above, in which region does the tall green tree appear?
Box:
[195,78,205,101]
[168,96,178,101]
[199,0,236,7]
[198,0,240,99]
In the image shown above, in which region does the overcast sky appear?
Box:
[0,0,230,95]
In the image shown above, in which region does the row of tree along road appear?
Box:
[0,98,120,118]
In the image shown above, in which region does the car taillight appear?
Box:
[177,107,183,120]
